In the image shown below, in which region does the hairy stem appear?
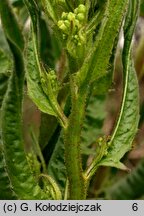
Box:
[63,99,86,199]
[63,77,88,199]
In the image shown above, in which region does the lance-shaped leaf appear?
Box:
[91,0,128,82]
[26,40,57,116]
[99,0,140,169]
[77,0,128,86]
[0,50,11,108]
[0,143,17,199]
[0,49,16,199]
[24,0,67,128]
[24,0,56,116]
[0,0,49,199]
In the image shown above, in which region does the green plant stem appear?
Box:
[85,146,106,180]
[63,99,86,199]
[63,77,88,199]
[64,179,69,200]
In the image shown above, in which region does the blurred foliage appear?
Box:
[140,0,144,16]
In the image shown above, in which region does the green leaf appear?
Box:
[24,0,67,128]
[0,50,12,74]
[99,59,139,169]
[0,142,17,199]
[99,0,140,169]
[1,42,48,201]
[41,0,57,24]
[0,0,24,52]
[0,50,11,108]
[26,40,57,116]
[0,0,48,199]
[107,159,144,199]
[47,132,67,197]
[0,50,16,200]
[0,27,11,56]
[24,0,57,116]
[39,18,61,68]
[91,0,128,82]
[77,0,128,86]
[81,95,106,156]
[47,94,106,196]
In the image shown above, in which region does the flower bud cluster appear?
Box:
[26,153,40,177]
[47,70,59,95]
[57,4,86,46]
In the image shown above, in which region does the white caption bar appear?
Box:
[0,201,144,216]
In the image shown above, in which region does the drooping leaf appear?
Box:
[99,0,140,169]
[0,0,49,199]
[0,50,15,199]
[0,44,16,200]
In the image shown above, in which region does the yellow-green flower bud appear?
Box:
[76,13,85,22]
[77,4,86,14]
[64,20,70,28]
[74,8,78,14]
[50,70,56,76]
[58,21,67,32]
[67,12,75,21]
[62,12,68,20]
[58,20,63,26]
